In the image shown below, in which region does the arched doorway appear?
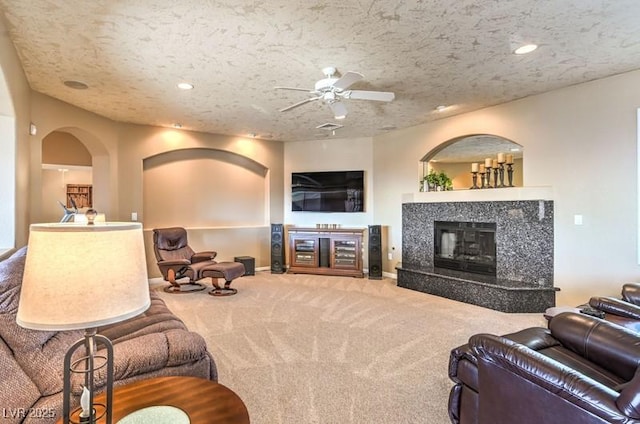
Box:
[36,126,111,223]
[41,131,92,222]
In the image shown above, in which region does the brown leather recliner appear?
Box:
[448,312,640,424]
[153,227,217,293]
[589,282,640,332]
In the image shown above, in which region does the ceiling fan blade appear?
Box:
[346,90,395,102]
[332,71,364,90]
[274,86,314,92]
[329,101,348,119]
[279,96,321,112]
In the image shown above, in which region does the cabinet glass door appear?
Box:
[294,238,317,266]
[332,239,358,269]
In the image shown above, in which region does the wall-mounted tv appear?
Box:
[292,170,364,212]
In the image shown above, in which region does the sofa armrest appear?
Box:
[191,251,217,263]
[590,296,640,320]
[623,283,640,305]
[449,326,558,382]
[549,312,640,380]
[158,259,191,267]
[471,334,630,424]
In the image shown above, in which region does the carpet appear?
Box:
[153,272,546,424]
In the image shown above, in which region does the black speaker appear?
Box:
[271,223,285,274]
[368,225,383,279]
[234,256,255,276]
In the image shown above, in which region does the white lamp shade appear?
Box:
[17,222,151,330]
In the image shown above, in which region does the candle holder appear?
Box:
[470,171,479,189]
[479,171,486,189]
[493,167,499,189]
[497,163,506,188]
[506,163,514,187]
[484,167,493,188]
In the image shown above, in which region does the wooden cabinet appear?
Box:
[288,228,364,278]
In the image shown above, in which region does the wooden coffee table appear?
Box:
[57,376,249,423]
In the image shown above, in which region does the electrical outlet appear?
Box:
[387,252,393,260]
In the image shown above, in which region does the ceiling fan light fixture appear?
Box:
[334,114,346,120]
[514,44,538,55]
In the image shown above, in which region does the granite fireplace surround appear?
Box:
[397,199,556,313]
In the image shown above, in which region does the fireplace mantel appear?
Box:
[402,186,553,203]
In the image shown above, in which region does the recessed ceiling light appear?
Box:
[334,115,346,120]
[514,44,538,55]
[379,125,397,131]
[63,80,89,90]
[173,123,182,128]
[177,82,194,90]
[435,105,448,112]
[510,148,520,152]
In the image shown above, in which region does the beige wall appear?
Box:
[22,94,285,276]
[117,124,284,276]
[374,69,640,305]
[30,93,119,222]
[0,15,30,249]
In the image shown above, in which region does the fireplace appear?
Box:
[434,221,496,276]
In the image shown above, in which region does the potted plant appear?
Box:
[437,171,453,191]
[421,170,453,191]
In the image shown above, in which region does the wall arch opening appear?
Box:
[420,134,524,190]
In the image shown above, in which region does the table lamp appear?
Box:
[16,221,151,424]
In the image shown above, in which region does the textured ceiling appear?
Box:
[2,1,640,142]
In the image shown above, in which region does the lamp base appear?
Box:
[63,329,113,424]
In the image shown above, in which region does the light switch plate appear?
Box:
[574,214,583,225]
[131,212,138,221]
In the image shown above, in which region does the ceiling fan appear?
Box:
[275,67,395,120]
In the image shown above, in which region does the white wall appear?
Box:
[374,69,640,306]
[284,137,374,228]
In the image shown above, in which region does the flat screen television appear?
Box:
[292,170,364,212]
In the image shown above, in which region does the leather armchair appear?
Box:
[153,227,217,293]
[589,282,640,332]
[449,312,640,424]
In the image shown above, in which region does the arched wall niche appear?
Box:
[142,147,270,229]
[420,133,524,190]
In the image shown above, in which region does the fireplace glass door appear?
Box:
[434,221,496,276]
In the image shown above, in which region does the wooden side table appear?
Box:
[57,376,249,424]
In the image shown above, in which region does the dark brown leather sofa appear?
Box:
[589,282,640,333]
[448,312,640,424]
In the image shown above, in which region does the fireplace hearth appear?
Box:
[434,221,496,276]
[397,199,556,313]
